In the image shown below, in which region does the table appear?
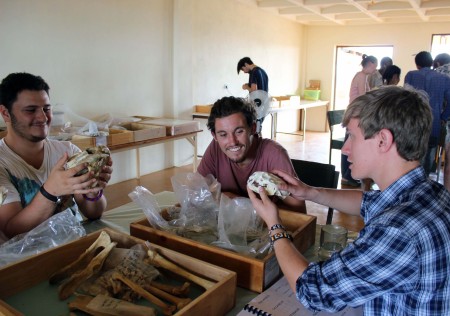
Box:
[107,130,201,177]
[193,99,329,140]
[268,99,329,140]
[2,191,357,315]
[85,192,358,315]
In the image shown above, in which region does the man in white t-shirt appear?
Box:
[0,72,113,238]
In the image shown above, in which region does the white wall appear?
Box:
[0,0,304,184]
[1,0,449,182]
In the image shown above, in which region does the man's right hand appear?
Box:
[271,169,313,201]
[44,153,99,197]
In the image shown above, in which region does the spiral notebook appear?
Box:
[237,276,363,316]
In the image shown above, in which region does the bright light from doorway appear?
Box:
[334,46,394,110]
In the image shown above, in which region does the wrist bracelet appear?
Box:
[83,190,103,202]
[270,231,293,247]
[40,185,61,204]
[269,223,286,233]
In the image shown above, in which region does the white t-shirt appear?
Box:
[0,139,80,209]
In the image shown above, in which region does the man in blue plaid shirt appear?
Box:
[248,86,450,315]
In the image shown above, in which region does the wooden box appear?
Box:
[70,134,98,149]
[121,122,166,142]
[107,128,134,145]
[70,129,133,149]
[139,118,201,136]
[0,228,237,316]
[195,105,212,113]
[131,210,316,292]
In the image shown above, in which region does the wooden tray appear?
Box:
[130,210,316,292]
[0,228,237,316]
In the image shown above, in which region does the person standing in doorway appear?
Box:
[237,57,269,92]
[342,54,378,189]
[369,56,392,89]
[382,65,401,86]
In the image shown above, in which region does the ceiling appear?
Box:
[238,0,450,26]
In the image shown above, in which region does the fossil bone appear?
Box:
[50,231,113,285]
[145,284,191,311]
[147,248,215,290]
[247,171,290,199]
[58,240,117,300]
[150,281,190,297]
[112,272,176,316]
[65,145,111,188]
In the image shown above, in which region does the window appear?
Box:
[431,34,450,59]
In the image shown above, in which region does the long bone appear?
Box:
[145,284,192,310]
[50,231,112,284]
[150,281,190,297]
[146,249,215,290]
[112,272,176,316]
[58,240,117,300]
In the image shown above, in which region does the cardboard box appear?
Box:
[70,134,98,149]
[132,115,159,121]
[121,122,166,142]
[0,228,237,316]
[70,129,133,149]
[140,118,201,136]
[195,105,212,113]
[107,128,134,146]
[271,96,290,108]
[130,210,316,292]
[271,96,300,108]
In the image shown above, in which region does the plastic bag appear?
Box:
[128,186,171,231]
[0,209,86,267]
[171,172,219,228]
[212,194,268,257]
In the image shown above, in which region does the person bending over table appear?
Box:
[248,86,450,315]
[197,96,306,213]
[0,72,113,238]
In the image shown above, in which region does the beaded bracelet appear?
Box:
[269,223,286,234]
[270,231,293,248]
[83,190,103,202]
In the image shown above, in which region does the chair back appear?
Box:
[291,159,337,189]
[291,159,339,224]
[327,109,345,130]
[326,110,346,163]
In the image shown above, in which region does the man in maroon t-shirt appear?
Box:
[197,96,306,213]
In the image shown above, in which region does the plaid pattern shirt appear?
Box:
[404,68,450,141]
[297,167,450,315]
[436,63,450,78]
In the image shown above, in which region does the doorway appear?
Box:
[333,46,394,110]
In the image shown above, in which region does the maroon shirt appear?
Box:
[197,135,297,197]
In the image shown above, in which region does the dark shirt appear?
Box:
[404,68,450,143]
[249,66,269,92]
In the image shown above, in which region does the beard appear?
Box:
[226,144,248,164]
[10,111,47,142]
